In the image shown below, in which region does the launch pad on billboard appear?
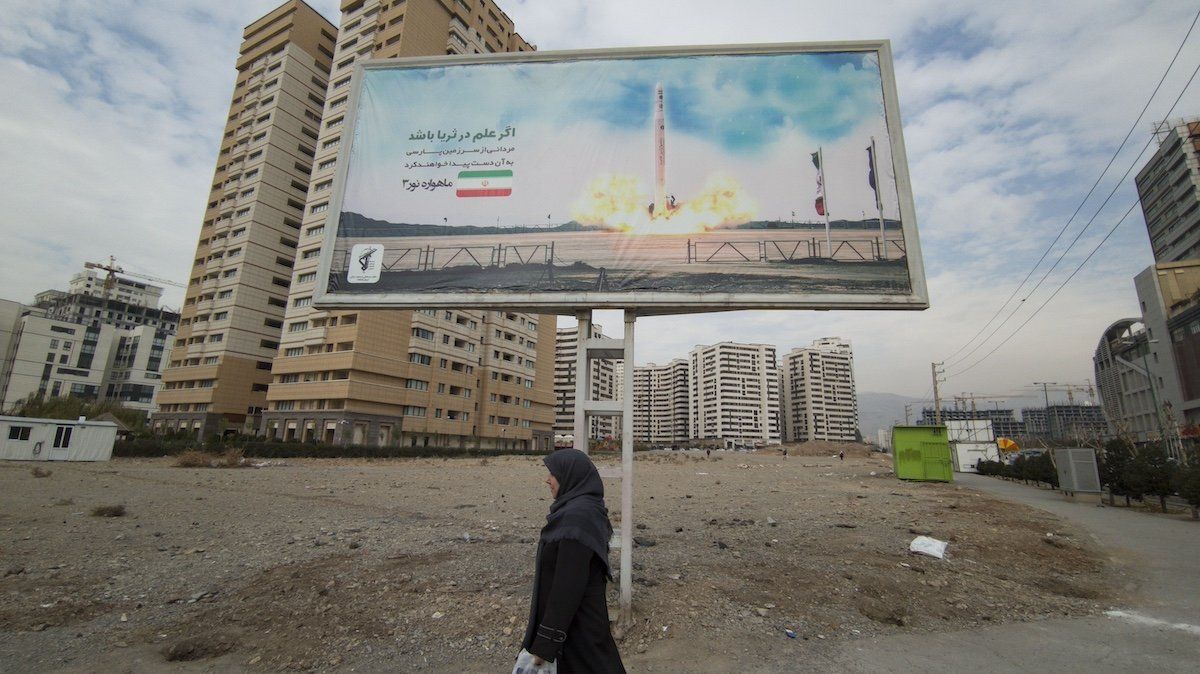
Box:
[314,42,927,313]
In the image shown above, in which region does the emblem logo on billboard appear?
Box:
[347,244,383,283]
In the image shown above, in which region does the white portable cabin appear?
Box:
[946,420,999,473]
[0,416,117,462]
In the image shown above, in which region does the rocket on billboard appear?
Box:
[653,82,666,215]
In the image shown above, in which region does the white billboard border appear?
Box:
[312,40,928,316]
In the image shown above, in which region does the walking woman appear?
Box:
[521,449,625,673]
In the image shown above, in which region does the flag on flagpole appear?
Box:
[812,151,825,216]
[866,143,881,210]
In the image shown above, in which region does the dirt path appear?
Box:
[0,451,1116,671]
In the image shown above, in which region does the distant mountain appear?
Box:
[858,391,924,442]
[338,211,607,237]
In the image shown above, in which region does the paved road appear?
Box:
[825,473,1200,673]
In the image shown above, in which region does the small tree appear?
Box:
[1127,444,1175,512]
[1175,449,1200,520]
[1033,452,1059,489]
[1099,438,1136,506]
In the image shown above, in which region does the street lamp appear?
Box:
[1140,339,1168,444]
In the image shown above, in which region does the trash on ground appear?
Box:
[909,535,948,559]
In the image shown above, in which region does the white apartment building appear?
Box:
[60,269,164,309]
[0,304,170,415]
[781,337,858,442]
[555,324,620,442]
[632,358,689,446]
[688,342,780,447]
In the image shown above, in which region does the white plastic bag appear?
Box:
[512,649,557,674]
[909,535,948,559]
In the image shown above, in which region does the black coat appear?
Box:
[523,539,625,673]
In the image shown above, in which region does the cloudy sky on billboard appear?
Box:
[344,52,898,228]
[0,0,1197,404]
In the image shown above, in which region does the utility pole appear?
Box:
[904,403,914,425]
[1034,381,1057,439]
[931,362,944,425]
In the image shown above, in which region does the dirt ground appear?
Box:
[0,448,1117,672]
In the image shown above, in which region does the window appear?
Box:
[285,347,304,357]
[288,321,308,332]
[218,289,233,299]
[306,225,325,237]
[53,426,72,448]
[297,272,317,284]
[310,202,329,215]
[317,158,337,171]
[209,333,224,343]
[301,248,321,259]
[322,137,341,150]
[402,405,426,417]
[7,426,31,441]
[408,352,432,365]
[412,327,434,340]
[293,296,312,308]
[405,379,429,391]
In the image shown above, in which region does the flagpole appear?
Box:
[820,147,832,258]
[871,136,887,261]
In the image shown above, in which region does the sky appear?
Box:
[1,0,1198,404]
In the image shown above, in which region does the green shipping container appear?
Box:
[891,426,953,482]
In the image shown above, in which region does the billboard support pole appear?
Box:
[619,310,636,627]
[573,311,592,454]
[573,308,637,627]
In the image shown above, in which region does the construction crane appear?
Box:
[84,256,185,304]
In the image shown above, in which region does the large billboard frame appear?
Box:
[312,41,927,316]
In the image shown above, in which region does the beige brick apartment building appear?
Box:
[154,2,336,436]
[260,0,554,450]
[157,0,554,448]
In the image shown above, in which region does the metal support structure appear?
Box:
[572,309,635,627]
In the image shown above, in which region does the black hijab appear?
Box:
[540,449,613,578]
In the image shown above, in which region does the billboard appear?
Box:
[314,42,926,313]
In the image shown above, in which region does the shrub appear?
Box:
[219,447,246,468]
[91,504,126,517]
[175,450,213,468]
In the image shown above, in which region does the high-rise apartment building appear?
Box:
[153,2,336,437]
[631,359,689,447]
[1134,117,1200,429]
[555,324,619,442]
[780,337,858,442]
[262,0,552,450]
[688,342,780,447]
[1136,119,1200,263]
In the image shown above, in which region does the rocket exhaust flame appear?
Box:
[569,83,758,235]
[571,173,756,235]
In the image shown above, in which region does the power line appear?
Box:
[944,137,1156,368]
[941,4,1200,364]
[948,198,1141,377]
[946,52,1200,376]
